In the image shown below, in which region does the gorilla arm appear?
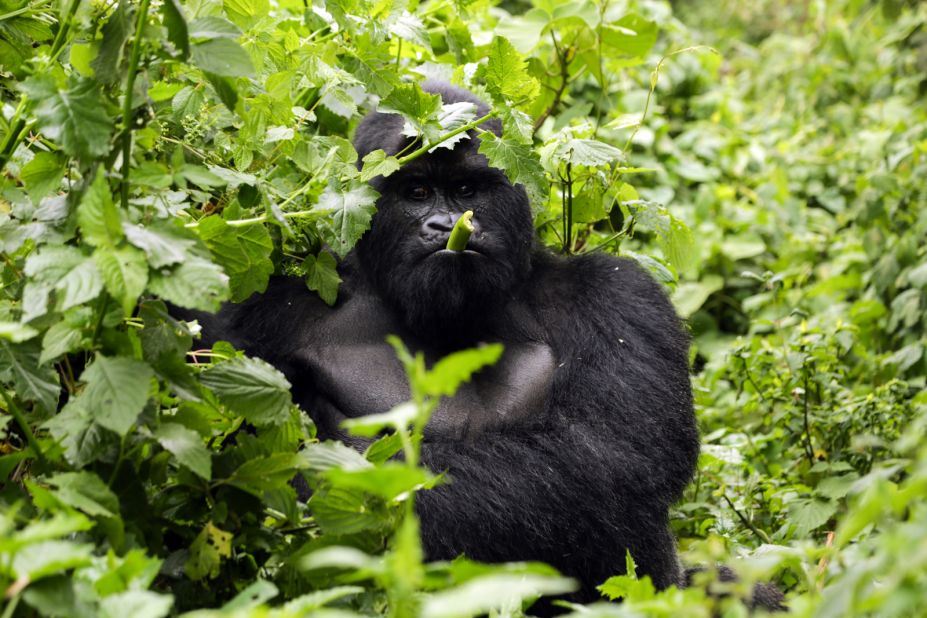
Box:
[415,253,699,596]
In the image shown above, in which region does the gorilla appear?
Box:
[184,83,702,604]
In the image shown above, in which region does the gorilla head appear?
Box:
[353,84,534,344]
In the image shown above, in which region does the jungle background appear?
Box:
[1,0,925,615]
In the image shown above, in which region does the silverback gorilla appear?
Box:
[184,83,703,604]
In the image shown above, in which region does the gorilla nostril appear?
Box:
[422,213,455,234]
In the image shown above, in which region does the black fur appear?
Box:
[182,83,703,606]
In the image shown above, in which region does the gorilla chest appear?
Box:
[297,295,557,441]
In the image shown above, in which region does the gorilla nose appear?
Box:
[422,212,479,239]
[422,213,456,234]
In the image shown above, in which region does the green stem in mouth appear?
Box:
[445,210,474,251]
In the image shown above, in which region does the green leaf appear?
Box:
[477,132,547,206]
[204,71,239,112]
[601,14,657,57]
[222,580,278,611]
[308,488,384,535]
[45,471,120,518]
[360,149,401,182]
[480,36,539,104]
[148,254,230,312]
[419,344,504,397]
[21,151,65,201]
[196,216,273,302]
[95,246,149,316]
[421,574,576,618]
[91,0,130,83]
[161,0,189,59]
[12,540,94,580]
[304,250,341,306]
[0,322,39,343]
[301,441,372,473]
[78,171,123,247]
[155,422,212,480]
[191,38,255,78]
[228,453,305,494]
[43,400,114,467]
[326,463,431,501]
[671,275,724,318]
[199,357,292,427]
[55,258,104,311]
[316,182,379,258]
[78,355,154,435]
[187,16,242,39]
[0,340,60,414]
[223,0,270,28]
[39,317,84,365]
[185,522,232,580]
[21,77,113,160]
[789,497,837,537]
[342,402,418,438]
[123,222,196,268]
[389,12,430,48]
[99,591,173,618]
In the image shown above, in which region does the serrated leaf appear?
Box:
[421,574,575,618]
[56,257,104,311]
[95,246,148,316]
[78,171,123,247]
[161,0,189,59]
[155,422,212,480]
[205,71,239,112]
[21,151,65,201]
[91,1,130,83]
[187,16,242,39]
[228,453,305,494]
[99,591,173,618]
[360,149,401,182]
[389,12,430,48]
[196,216,273,302]
[477,132,547,206]
[45,471,120,518]
[191,38,255,78]
[789,497,837,537]
[380,82,442,126]
[22,77,113,160]
[0,340,60,414]
[40,310,90,364]
[308,488,382,535]
[301,441,372,473]
[148,255,230,312]
[601,14,657,57]
[199,357,292,427]
[123,222,196,268]
[12,540,94,580]
[78,355,154,435]
[480,36,539,104]
[43,400,114,467]
[419,344,504,397]
[185,522,232,580]
[316,182,378,258]
[326,463,430,501]
[304,250,341,306]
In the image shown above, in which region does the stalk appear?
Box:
[120,0,151,209]
[445,210,474,251]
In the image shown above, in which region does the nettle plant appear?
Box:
[0,0,684,616]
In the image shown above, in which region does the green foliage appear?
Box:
[1,0,925,616]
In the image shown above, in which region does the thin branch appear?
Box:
[120,0,152,209]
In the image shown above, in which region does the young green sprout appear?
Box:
[445,210,474,251]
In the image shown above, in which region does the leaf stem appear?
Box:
[396,112,495,165]
[184,208,315,229]
[120,0,151,209]
[1,387,49,470]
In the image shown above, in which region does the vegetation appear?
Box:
[1,0,925,616]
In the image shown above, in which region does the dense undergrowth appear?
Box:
[1,0,925,616]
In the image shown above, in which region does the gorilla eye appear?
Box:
[455,183,475,198]
[406,184,432,201]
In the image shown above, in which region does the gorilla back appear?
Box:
[185,82,700,603]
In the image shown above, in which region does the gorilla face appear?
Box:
[356,141,534,344]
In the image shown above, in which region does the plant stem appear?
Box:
[396,112,495,165]
[1,387,49,470]
[49,0,81,58]
[120,0,152,209]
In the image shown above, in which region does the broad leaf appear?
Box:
[21,77,113,160]
[316,182,378,258]
[199,357,292,427]
[78,355,154,435]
